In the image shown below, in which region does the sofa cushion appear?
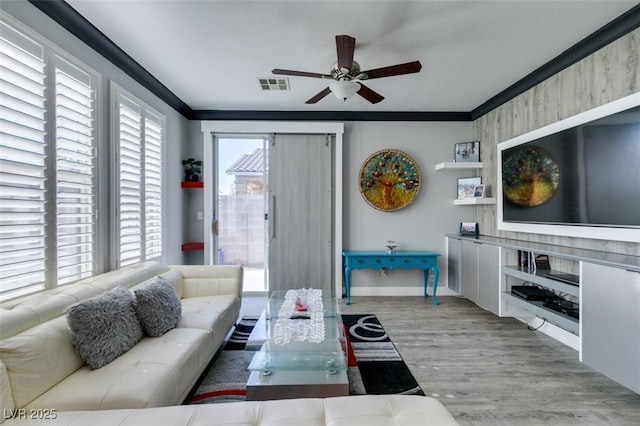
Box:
[0,316,83,408]
[0,262,170,340]
[134,277,182,337]
[66,286,143,369]
[80,261,171,293]
[175,265,243,299]
[159,268,184,299]
[324,394,459,425]
[24,328,215,411]
[9,395,460,425]
[0,291,98,340]
[0,361,14,420]
[179,295,239,333]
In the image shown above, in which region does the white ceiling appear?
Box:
[65,0,637,112]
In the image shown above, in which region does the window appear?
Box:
[113,87,164,267]
[0,20,97,300]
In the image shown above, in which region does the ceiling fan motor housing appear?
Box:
[331,60,361,80]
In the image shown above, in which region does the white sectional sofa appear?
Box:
[0,395,459,425]
[0,262,243,414]
[0,262,459,426]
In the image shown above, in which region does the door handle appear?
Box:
[214,220,218,237]
[270,195,276,239]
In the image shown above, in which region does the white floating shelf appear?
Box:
[454,197,496,205]
[435,162,484,170]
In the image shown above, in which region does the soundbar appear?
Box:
[543,272,579,286]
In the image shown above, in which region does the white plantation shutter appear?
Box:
[115,90,164,267]
[0,19,98,300]
[144,112,163,260]
[117,95,143,266]
[0,22,48,298]
[54,58,96,284]
[1,17,162,299]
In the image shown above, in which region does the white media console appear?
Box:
[447,234,640,394]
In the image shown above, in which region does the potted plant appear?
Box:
[182,158,202,182]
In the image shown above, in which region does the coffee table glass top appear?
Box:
[245,290,347,373]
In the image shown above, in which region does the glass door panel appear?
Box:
[215,137,268,292]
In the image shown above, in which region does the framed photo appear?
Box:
[460,222,479,237]
[457,177,481,199]
[473,184,486,198]
[454,141,480,162]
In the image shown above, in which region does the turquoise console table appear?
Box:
[342,250,441,305]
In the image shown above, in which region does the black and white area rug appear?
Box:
[187,314,423,404]
[342,314,424,396]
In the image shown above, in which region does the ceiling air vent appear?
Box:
[258,78,289,91]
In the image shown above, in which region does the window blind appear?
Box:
[144,112,163,260]
[115,89,163,267]
[117,95,143,266]
[0,22,48,299]
[1,20,98,300]
[54,57,96,284]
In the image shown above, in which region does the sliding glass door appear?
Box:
[214,137,268,292]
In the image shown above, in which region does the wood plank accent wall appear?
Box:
[473,28,639,261]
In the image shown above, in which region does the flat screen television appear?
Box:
[497,92,640,243]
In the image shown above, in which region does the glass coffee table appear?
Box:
[245,289,349,401]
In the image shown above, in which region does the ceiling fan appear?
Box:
[272,35,422,104]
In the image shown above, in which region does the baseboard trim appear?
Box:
[347,286,458,297]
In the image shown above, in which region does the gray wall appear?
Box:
[189,121,473,294]
[473,28,639,260]
[342,121,472,294]
[2,1,190,267]
[183,121,206,265]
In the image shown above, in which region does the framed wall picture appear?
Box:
[359,149,421,212]
[473,184,486,198]
[460,222,479,237]
[457,177,481,199]
[454,141,480,162]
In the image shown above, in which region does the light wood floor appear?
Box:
[240,295,640,426]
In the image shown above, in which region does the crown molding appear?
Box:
[190,110,471,121]
[30,1,640,122]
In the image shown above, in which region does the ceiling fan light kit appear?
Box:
[272,35,422,104]
[330,80,361,101]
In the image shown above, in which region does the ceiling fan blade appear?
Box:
[357,83,384,104]
[272,69,331,79]
[336,35,356,71]
[360,61,422,80]
[305,87,332,104]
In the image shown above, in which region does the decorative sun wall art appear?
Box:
[359,149,421,212]
[502,145,560,207]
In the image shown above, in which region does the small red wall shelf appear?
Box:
[181,181,203,188]
[181,242,204,251]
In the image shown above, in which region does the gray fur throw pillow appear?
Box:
[134,277,182,337]
[66,286,143,369]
